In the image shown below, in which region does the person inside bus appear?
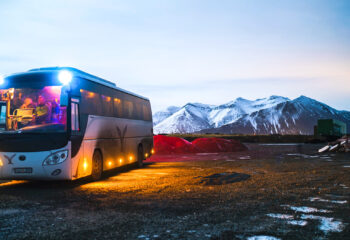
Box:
[51,98,60,122]
[10,93,23,114]
[35,95,51,124]
[20,97,35,109]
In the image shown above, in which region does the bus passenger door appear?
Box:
[70,98,88,179]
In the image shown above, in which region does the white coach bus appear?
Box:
[0,67,153,181]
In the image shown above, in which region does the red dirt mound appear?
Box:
[153,135,247,154]
[153,135,198,154]
[192,138,247,153]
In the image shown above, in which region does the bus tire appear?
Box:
[91,150,103,181]
[137,145,143,168]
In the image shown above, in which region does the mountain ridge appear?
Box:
[153,95,350,134]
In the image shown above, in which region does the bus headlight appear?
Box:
[58,70,72,85]
[43,150,69,166]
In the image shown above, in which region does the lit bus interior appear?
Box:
[0,86,67,132]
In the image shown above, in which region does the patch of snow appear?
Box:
[343,165,350,168]
[266,213,294,219]
[287,206,331,213]
[247,236,281,240]
[309,197,347,204]
[301,214,345,233]
[287,220,308,226]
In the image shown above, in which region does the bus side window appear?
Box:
[71,101,80,131]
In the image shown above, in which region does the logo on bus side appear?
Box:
[4,154,16,165]
[116,125,128,153]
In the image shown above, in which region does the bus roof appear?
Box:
[26,67,149,101]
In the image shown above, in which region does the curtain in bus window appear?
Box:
[101,95,113,116]
[142,105,149,121]
[134,99,142,120]
[124,100,133,118]
[71,102,80,131]
[113,98,122,117]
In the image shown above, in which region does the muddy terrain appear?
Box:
[0,143,349,240]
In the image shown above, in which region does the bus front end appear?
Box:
[0,69,74,180]
[0,144,72,180]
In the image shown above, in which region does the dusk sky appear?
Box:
[0,0,349,112]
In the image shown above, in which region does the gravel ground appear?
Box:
[0,143,349,240]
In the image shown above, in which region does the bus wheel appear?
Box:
[91,150,103,181]
[137,145,144,168]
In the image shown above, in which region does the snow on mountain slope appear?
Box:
[201,96,350,135]
[154,104,212,133]
[152,106,181,126]
[153,96,291,134]
[153,95,350,134]
[209,95,289,127]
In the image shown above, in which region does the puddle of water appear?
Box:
[301,214,344,233]
[239,156,251,160]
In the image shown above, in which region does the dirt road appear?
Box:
[0,144,349,239]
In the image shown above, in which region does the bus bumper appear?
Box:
[0,149,72,180]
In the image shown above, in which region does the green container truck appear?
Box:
[316,119,347,137]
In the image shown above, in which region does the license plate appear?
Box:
[14,168,33,174]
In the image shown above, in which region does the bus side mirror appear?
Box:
[60,86,69,106]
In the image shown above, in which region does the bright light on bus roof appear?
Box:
[0,75,4,85]
[58,70,73,85]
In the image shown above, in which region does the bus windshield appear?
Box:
[0,86,67,133]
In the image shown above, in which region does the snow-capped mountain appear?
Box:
[154,103,213,133]
[208,95,289,127]
[153,95,350,134]
[153,106,181,125]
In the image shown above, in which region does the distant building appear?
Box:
[315,119,347,137]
